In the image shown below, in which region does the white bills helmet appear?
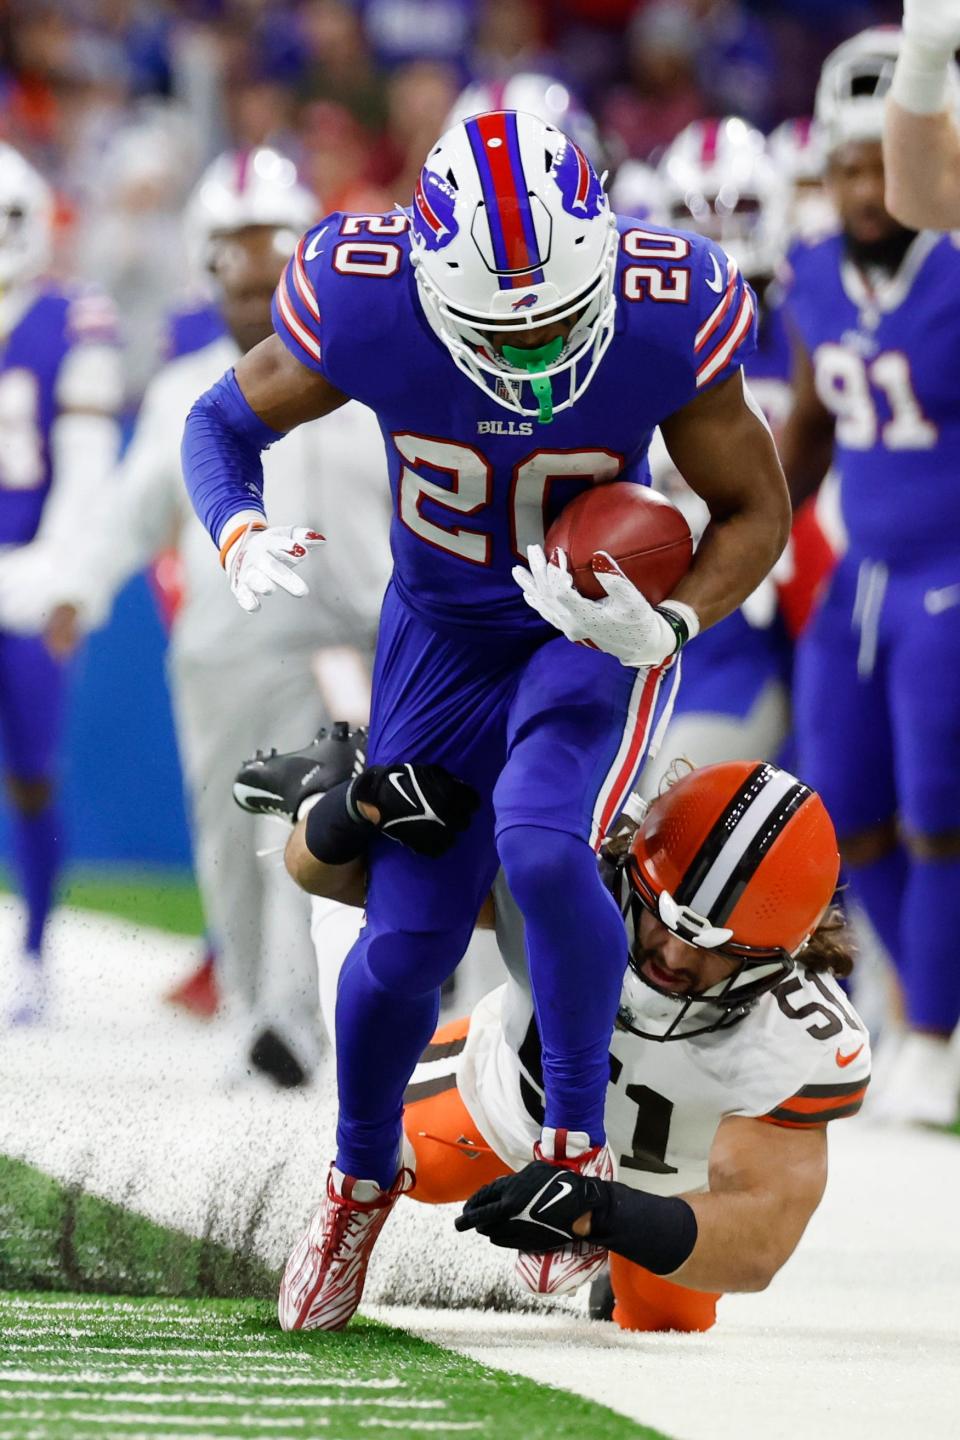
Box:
[0,142,53,289]
[813,27,959,154]
[183,147,318,278]
[410,111,618,424]
[658,117,787,279]
[767,117,835,243]
[446,74,603,167]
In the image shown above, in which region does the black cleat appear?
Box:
[588,1266,615,1322]
[233,721,367,821]
[250,1027,307,1089]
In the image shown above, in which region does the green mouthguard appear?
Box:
[501,336,564,424]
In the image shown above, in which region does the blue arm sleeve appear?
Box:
[181,367,284,546]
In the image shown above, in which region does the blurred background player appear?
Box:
[446,72,604,167]
[885,0,960,229]
[768,117,837,245]
[0,142,121,1025]
[16,147,392,1083]
[780,27,960,1124]
[638,117,796,797]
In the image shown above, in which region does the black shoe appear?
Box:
[250,1027,307,1088]
[233,721,367,820]
[588,1266,615,1322]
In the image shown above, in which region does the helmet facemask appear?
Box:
[413,219,618,423]
[617,866,796,1042]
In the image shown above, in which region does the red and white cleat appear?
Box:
[515,1127,614,1297]
[278,1163,414,1332]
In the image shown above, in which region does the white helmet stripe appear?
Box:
[685,767,799,917]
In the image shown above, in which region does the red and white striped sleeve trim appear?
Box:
[695,270,755,389]
[275,264,323,365]
[589,663,667,850]
[291,237,321,321]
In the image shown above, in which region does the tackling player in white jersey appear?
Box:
[30,149,392,1080]
[238,742,869,1331]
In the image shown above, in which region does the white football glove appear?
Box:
[902,0,960,54]
[0,544,62,634]
[512,545,699,669]
[221,521,325,614]
[893,0,960,113]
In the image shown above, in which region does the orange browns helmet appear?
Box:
[622,761,840,1036]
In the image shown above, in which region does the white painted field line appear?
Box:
[0,1414,326,1430]
[0,1344,309,1361]
[0,1371,405,1389]
[4,1325,276,1343]
[1,1303,214,1323]
[0,1390,444,1411]
[359,1425,483,1433]
[0,1371,406,1390]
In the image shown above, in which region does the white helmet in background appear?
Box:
[446,74,603,168]
[610,160,665,224]
[0,143,53,289]
[183,147,319,279]
[410,111,618,423]
[658,117,787,279]
[815,28,899,152]
[768,117,836,243]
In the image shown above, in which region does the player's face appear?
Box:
[634,909,740,996]
[211,225,296,354]
[825,140,895,249]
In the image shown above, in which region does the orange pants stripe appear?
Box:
[404,1016,722,1333]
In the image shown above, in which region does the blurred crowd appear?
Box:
[0,0,900,396]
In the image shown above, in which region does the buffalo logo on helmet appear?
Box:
[413,169,459,251]
[511,292,539,310]
[549,138,605,219]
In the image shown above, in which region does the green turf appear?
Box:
[0,866,204,937]
[0,1156,275,1300]
[0,1294,669,1440]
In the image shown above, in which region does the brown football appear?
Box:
[545,482,693,602]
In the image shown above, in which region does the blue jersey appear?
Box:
[271,212,757,635]
[0,285,117,547]
[785,231,960,567]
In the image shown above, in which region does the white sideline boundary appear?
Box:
[2,898,960,1440]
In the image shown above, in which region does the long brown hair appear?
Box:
[797,905,855,979]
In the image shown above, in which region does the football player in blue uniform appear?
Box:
[0,144,121,1024]
[181,110,790,1329]
[780,30,960,1123]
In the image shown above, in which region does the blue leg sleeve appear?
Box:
[334,921,475,1188]
[180,368,283,545]
[498,824,626,1147]
[844,846,907,968]
[901,855,960,1033]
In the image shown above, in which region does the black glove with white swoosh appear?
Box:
[455,1162,603,1251]
[349,762,480,858]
